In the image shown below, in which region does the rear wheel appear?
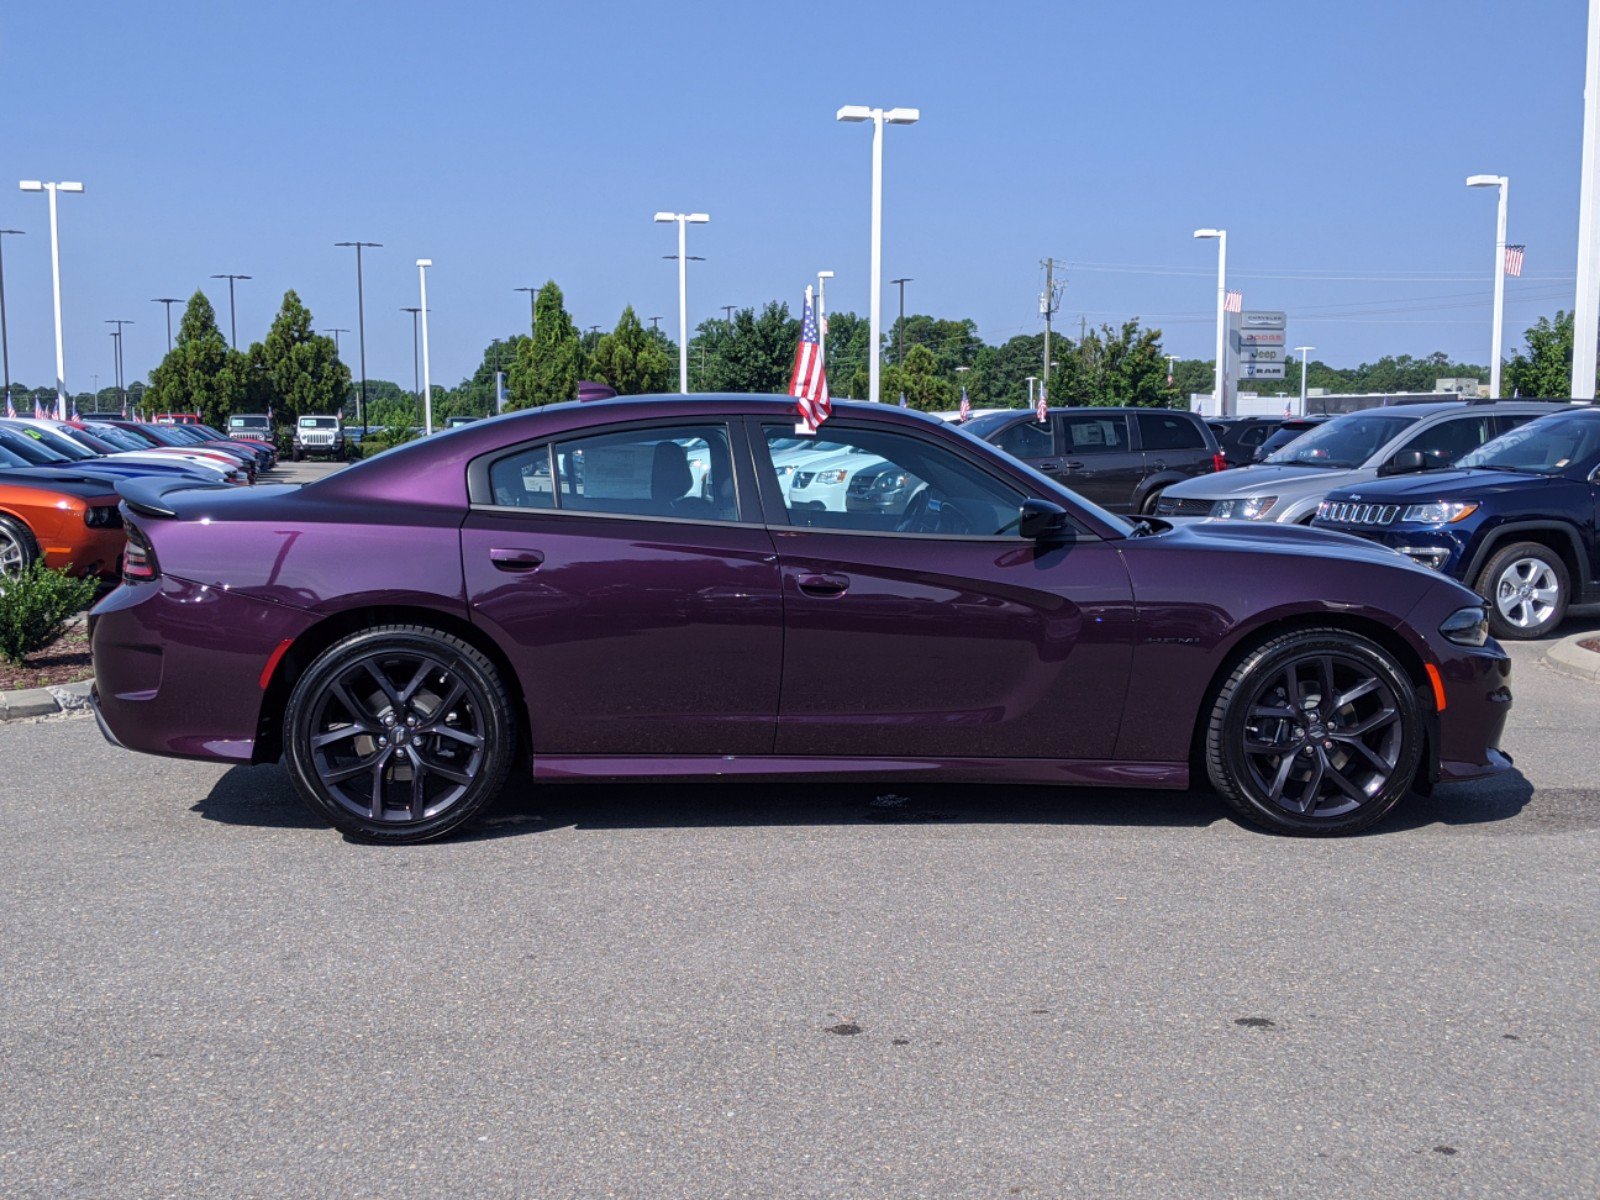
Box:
[283,625,516,843]
[0,515,40,577]
[1476,541,1568,640]
[1205,629,1423,836]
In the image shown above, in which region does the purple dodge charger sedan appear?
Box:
[89,395,1512,842]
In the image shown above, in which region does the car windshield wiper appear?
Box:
[1275,458,1345,468]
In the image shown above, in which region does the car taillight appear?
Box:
[1212,452,1228,473]
[122,526,159,582]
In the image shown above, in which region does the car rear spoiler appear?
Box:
[114,476,231,519]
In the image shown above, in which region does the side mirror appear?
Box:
[1019,498,1072,541]
[1382,449,1427,476]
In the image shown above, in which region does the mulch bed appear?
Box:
[1581,638,1600,655]
[0,625,92,692]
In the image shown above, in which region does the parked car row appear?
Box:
[0,415,280,579]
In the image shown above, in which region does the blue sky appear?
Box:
[0,0,1589,391]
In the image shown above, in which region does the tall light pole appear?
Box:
[106,318,133,408]
[18,180,84,414]
[108,329,120,412]
[514,285,538,338]
[1467,175,1510,399]
[1193,228,1228,416]
[816,269,834,382]
[416,259,434,435]
[0,228,20,410]
[890,276,913,367]
[1575,0,1600,400]
[151,297,179,353]
[653,211,709,393]
[837,105,919,405]
[1026,375,1038,405]
[209,273,251,349]
[1294,345,1316,413]
[335,241,381,440]
[400,307,422,407]
[322,327,348,356]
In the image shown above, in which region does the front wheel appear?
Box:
[1476,542,1568,640]
[283,625,517,842]
[1140,489,1164,516]
[1205,629,1423,836]
[0,515,40,576]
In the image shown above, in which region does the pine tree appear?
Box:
[251,290,350,424]
[588,306,674,395]
[507,282,584,408]
[143,291,247,425]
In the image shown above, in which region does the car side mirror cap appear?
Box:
[1382,449,1427,476]
[1020,498,1072,541]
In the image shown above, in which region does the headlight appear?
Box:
[1439,605,1489,647]
[873,472,910,492]
[814,469,849,485]
[1213,495,1278,520]
[83,505,121,528]
[1401,501,1478,525]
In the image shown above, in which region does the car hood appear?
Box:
[1162,462,1366,500]
[1322,469,1555,503]
[1149,514,1439,576]
[0,466,123,500]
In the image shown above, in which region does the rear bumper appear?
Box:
[90,575,316,763]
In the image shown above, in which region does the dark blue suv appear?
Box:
[1312,408,1600,639]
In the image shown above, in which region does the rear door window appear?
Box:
[1060,414,1130,454]
[1403,416,1495,467]
[1135,412,1206,451]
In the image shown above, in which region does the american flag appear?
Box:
[121,399,129,419]
[958,386,971,422]
[3,393,14,419]
[1224,290,1243,313]
[1504,244,1526,277]
[789,286,831,434]
[33,399,43,420]
[1035,381,1048,423]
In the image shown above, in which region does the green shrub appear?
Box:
[0,562,98,666]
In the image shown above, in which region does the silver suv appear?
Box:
[1155,400,1569,524]
[293,415,346,462]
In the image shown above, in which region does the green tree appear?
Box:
[691,302,798,393]
[142,291,247,426]
[452,336,527,415]
[250,290,350,424]
[883,344,954,412]
[820,311,871,398]
[1079,319,1175,407]
[588,306,675,395]
[507,282,584,408]
[1504,311,1585,398]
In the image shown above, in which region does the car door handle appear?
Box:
[489,547,544,571]
[1064,460,1085,470]
[796,571,849,597]
[1036,459,1062,471]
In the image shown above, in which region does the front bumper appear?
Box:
[1434,645,1514,782]
[1314,523,1471,577]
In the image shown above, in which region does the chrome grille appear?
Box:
[1319,502,1399,527]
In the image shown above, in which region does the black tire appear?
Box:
[1140,488,1164,516]
[1474,541,1568,641]
[0,513,40,576]
[283,624,517,843]
[292,448,303,462]
[1205,628,1423,836]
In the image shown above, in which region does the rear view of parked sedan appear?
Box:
[90,395,1513,844]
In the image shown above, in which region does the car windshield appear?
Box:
[22,427,94,460]
[0,444,30,468]
[0,428,68,463]
[1265,413,1418,468]
[300,417,338,429]
[229,417,268,431]
[1456,413,1600,475]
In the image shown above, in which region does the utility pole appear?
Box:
[1040,258,1062,398]
[890,277,912,366]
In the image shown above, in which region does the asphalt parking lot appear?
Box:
[1,477,1596,1196]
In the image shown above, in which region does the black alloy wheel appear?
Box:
[1206,629,1423,836]
[283,625,516,842]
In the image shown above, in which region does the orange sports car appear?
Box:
[0,470,125,579]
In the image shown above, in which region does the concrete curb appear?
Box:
[0,680,92,722]
[1545,631,1600,683]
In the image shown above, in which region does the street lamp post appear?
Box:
[890,276,913,367]
[1026,375,1038,405]
[1193,228,1228,416]
[1467,174,1510,399]
[322,328,348,356]
[816,270,834,381]
[1294,345,1316,414]
[335,241,381,441]
[0,228,21,410]
[105,318,133,408]
[836,105,919,405]
[18,180,84,414]
[416,260,434,435]
[514,286,538,338]
[401,307,422,408]
[209,273,251,349]
[151,297,179,353]
[653,211,709,393]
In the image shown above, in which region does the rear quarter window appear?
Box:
[1136,412,1207,451]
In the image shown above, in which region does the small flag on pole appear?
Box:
[121,398,129,419]
[3,393,14,420]
[1224,290,1243,313]
[958,386,972,422]
[33,400,44,420]
[789,285,831,434]
[1503,244,1525,277]
[54,393,66,421]
[1036,381,1048,423]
